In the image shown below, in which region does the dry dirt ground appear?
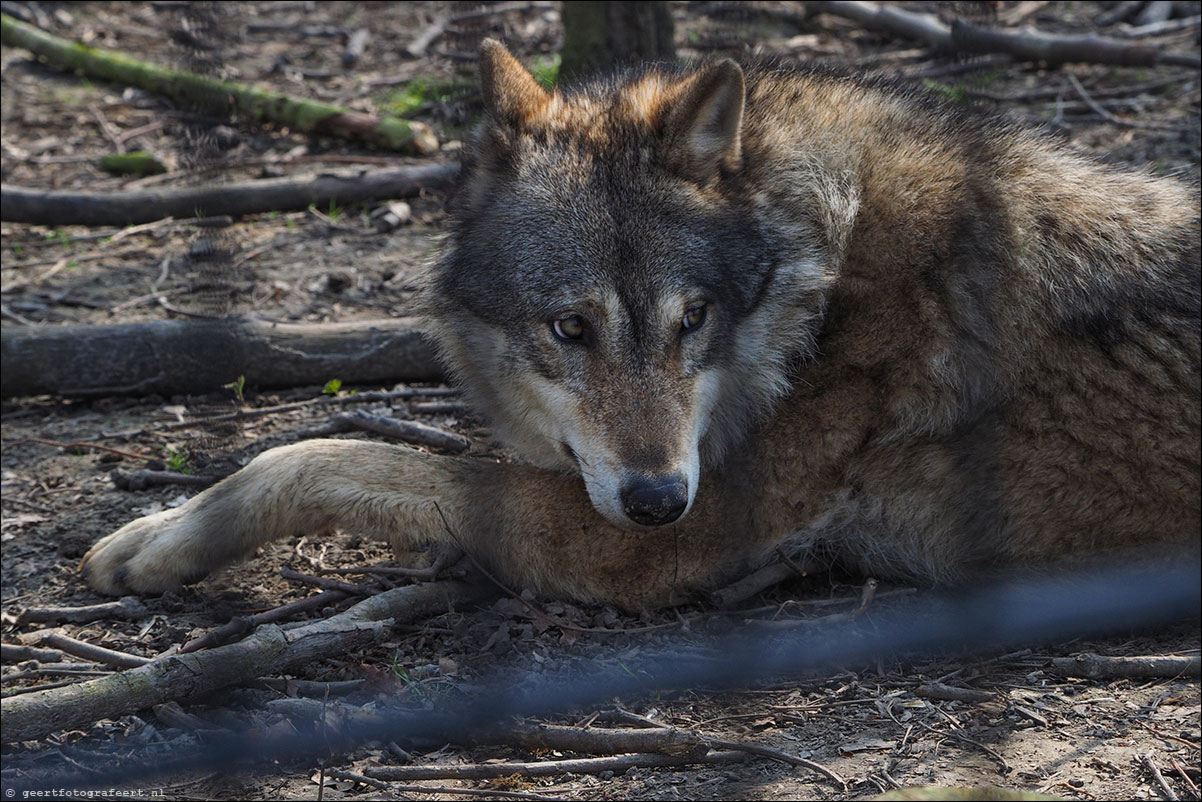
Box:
[1,2,1200,800]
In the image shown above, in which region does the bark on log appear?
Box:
[0,13,438,154]
[1051,653,1201,679]
[0,163,459,226]
[0,579,494,744]
[1,317,444,398]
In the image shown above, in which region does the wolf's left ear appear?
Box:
[480,38,551,127]
[663,59,745,182]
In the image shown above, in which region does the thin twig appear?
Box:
[1168,756,1199,799]
[705,737,848,790]
[1142,753,1180,801]
[179,590,349,654]
[16,437,153,462]
[279,567,380,597]
[299,409,471,453]
[103,388,458,438]
[327,769,569,801]
[1120,14,1202,38]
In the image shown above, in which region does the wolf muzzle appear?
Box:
[620,474,689,526]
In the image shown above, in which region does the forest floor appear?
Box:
[1,2,1199,800]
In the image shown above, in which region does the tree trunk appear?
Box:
[560,1,675,84]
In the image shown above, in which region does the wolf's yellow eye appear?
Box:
[682,304,707,332]
[552,314,586,341]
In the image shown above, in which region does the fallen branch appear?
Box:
[949,17,1200,67]
[363,750,750,781]
[0,644,63,664]
[506,722,701,755]
[0,579,495,743]
[279,567,380,596]
[179,590,348,654]
[111,469,221,491]
[1119,14,1202,37]
[711,560,810,608]
[1,317,443,398]
[1141,752,1180,802]
[1168,756,1199,799]
[803,0,1200,67]
[0,13,437,154]
[33,632,151,669]
[1051,653,1201,680]
[315,545,465,582]
[300,409,471,453]
[914,682,996,704]
[1096,1,1147,26]
[705,736,847,789]
[0,163,458,226]
[15,597,149,625]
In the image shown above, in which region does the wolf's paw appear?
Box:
[81,507,207,595]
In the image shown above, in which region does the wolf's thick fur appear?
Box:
[83,42,1200,608]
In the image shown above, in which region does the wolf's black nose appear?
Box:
[620,475,689,526]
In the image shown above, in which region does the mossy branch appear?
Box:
[0,13,439,154]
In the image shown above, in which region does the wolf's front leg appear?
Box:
[81,439,484,595]
[84,438,770,607]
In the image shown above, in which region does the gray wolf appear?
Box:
[82,41,1201,609]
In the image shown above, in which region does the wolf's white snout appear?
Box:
[619,473,690,526]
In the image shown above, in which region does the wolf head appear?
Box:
[428,41,841,530]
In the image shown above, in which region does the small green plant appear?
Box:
[921,79,968,105]
[322,378,343,395]
[285,216,296,230]
[163,446,191,474]
[384,76,470,118]
[43,229,71,246]
[386,78,430,118]
[11,243,23,256]
[530,54,561,91]
[327,198,342,220]
[223,374,246,403]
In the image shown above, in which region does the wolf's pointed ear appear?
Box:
[480,38,551,126]
[663,59,745,182]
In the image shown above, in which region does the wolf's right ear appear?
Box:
[480,38,551,127]
[662,59,745,183]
